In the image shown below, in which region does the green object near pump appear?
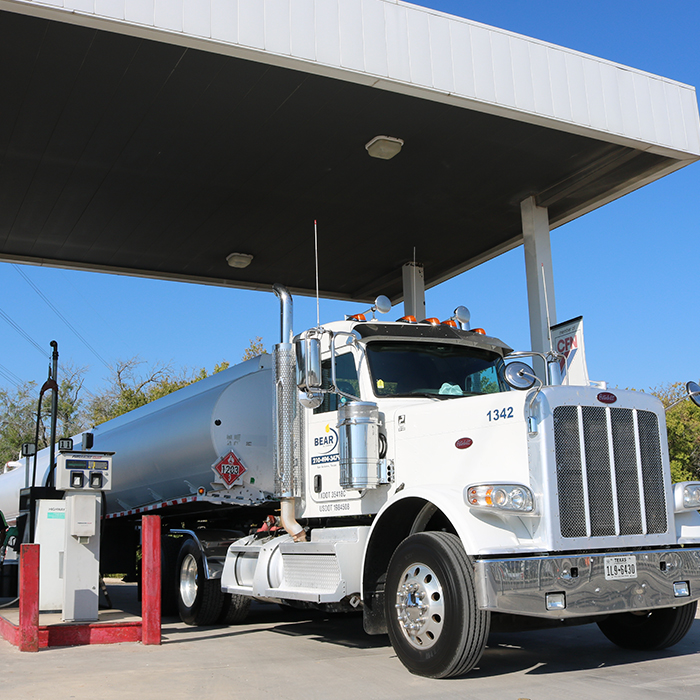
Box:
[0,510,18,561]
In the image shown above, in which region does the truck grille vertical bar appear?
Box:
[553,406,667,538]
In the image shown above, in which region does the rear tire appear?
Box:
[176,539,224,626]
[385,531,490,678]
[597,601,697,650]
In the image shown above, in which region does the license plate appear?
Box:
[604,555,637,580]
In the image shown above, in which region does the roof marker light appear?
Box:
[420,318,440,325]
[441,319,458,327]
[397,315,417,323]
[347,313,366,322]
[471,328,486,335]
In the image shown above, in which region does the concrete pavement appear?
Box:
[1,582,699,700]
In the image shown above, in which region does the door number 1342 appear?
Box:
[487,408,513,421]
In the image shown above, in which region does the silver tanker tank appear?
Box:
[0,354,276,522]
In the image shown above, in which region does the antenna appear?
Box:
[314,219,320,328]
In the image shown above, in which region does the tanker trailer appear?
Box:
[0,351,281,624]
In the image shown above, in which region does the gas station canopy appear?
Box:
[1,0,698,303]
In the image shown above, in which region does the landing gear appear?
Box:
[385,531,490,678]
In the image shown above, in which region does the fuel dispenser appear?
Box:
[55,447,113,622]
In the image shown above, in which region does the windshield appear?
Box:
[366,340,508,399]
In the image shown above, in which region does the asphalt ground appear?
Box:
[1,581,699,700]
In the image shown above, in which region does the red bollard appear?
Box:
[19,544,40,652]
[141,515,161,645]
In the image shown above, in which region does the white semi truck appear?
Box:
[2,283,700,678]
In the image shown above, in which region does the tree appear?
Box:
[0,381,38,467]
[85,358,207,425]
[650,382,700,482]
[241,337,267,362]
[0,364,89,468]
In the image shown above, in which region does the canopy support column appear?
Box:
[402,262,426,320]
[521,196,557,378]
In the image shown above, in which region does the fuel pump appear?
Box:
[55,444,113,622]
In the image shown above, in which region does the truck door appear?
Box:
[306,352,363,515]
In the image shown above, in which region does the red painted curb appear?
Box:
[1,615,143,648]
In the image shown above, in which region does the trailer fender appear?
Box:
[170,529,244,580]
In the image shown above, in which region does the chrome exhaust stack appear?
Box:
[272,283,306,542]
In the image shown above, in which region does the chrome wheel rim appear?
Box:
[394,562,445,649]
[180,553,198,608]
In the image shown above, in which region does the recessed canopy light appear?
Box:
[226,252,253,268]
[365,135,404,160]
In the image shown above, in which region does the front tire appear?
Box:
[385,531,490,678]
[176,539,224,625]
[597,601,697,650]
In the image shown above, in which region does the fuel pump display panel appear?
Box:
[55,452,113,491]
[65,459,109,471]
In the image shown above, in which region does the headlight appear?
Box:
[465,484,535,514]
[674,482,700,512]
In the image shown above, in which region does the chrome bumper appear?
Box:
[475,548,700,618]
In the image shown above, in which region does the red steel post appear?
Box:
[19,544,40,652]
[141,515,161,645]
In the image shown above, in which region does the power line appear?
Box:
[12,264,112,371]
[0,362,23,387]
[0,363,22,388]
[0,305,49,359]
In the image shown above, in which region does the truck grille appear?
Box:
[553,406,667,538]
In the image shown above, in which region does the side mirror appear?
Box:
[296,334,324,409]
[687,381,700,408]
[504,361,538,390]
[374,295,392,315]
[453,306,471,330]
[295,335,322,391]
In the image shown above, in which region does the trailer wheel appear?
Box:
[597,601,697,650]
[385,531,490,678]
[176,539,224,625]
[218,593,251,624]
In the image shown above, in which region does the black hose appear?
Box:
[0,597,19,608]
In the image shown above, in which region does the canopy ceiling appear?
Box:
[1,1,698,302]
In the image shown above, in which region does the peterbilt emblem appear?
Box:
[212,450,247,487]
[597,392,617,404]
[455,437,473,449]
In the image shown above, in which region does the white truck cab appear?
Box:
[219,287,700,678]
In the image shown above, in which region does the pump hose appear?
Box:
[0,597,19,608]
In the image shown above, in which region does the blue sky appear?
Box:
[1,0,699,395]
